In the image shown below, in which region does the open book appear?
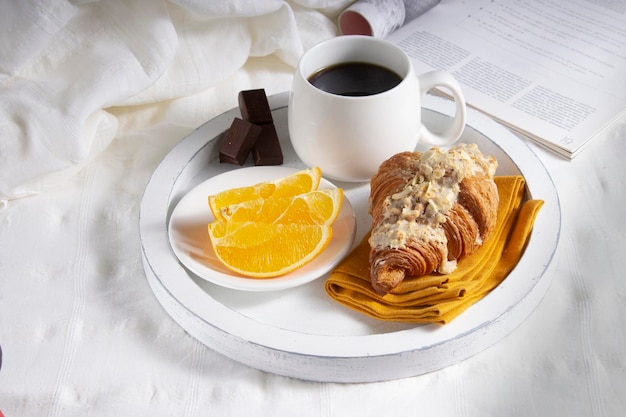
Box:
[381,0,626,159]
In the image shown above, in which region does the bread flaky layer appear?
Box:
[368,144,499,295]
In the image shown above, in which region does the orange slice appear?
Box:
[208,167,322,220]
[208,221,332,277]
[220,188,343,226]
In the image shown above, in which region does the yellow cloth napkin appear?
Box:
[325,176,544,324]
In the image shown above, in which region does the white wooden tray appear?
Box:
[139,92,561,383]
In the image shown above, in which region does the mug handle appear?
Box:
[417,70,467,147]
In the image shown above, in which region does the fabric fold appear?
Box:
[0,0,340,201]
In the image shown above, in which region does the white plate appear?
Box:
[139,92,561,383]
[168,166,356,292]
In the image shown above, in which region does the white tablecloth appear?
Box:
[1,1,626,416]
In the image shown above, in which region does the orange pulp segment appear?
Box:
[208,221,333,278]
[208,167,322,220]
[219,188,343,226]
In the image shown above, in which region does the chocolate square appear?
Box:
[219,117,261,165]
[253,123,283,166]
[238,89,273,125]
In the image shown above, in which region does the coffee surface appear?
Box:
[308,62,402,96]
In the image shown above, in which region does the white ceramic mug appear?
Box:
[288,35,467,182]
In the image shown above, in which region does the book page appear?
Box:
[386,0,626,158]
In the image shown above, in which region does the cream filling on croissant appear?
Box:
[369,143,497,274]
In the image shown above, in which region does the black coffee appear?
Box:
[308,62,402,96]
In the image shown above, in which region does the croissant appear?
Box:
[368,143,499,295]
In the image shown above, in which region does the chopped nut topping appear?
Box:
[369,144,497,273]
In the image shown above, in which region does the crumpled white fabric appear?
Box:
[0,0,349,201]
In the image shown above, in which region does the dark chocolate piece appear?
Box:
[253,123,283,166]
[238,89,273,125]
[219,117,261,165]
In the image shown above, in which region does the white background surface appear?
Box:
[1,1,625,416]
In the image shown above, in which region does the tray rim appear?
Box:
[139,92,561,382]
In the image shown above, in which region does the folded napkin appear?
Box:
[325,176,544,324]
